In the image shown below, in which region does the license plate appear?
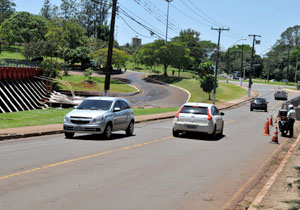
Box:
[187,125,196,129]
[75,126,83,131]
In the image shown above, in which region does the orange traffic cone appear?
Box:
[269,115,273,126]
[264,118,270,136]
[271,127,279,144]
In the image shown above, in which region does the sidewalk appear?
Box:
[0,92,255,141]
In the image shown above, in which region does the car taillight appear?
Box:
[175,106,184,118]
[207,108,212,121]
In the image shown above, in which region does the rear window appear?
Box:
[180,106,208,115]
[254,98,266,102]
[78,100,113,110]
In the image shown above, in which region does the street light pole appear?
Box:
[248,34,261,97]
[240,44,244,86]
[165,0,173,42]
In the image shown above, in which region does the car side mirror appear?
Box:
[220,112,225,116]
[114,107,121,112]
[73,106,78,109]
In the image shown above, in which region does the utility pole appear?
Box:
[165,0,173,42]
[104,0,117,96]
[286,45,291,85]
[211,27,230,104]
[248,34,261,97]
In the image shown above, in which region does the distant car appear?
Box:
[274,90,288,100]
[63,97,134,139]
[172,103,224,140]
[250,98,268,112]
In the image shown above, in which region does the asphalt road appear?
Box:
[0,83,298,210]
[114,71,189,108]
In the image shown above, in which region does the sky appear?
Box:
[13,0,300,55]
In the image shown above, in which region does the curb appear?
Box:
[0,114,177,141]
[248,133,300,210]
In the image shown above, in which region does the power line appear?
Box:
[119,3,165,37]
[118,7,165,39]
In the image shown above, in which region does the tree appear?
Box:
[46,18,88,49]
[91,48,129,68]
[41,59,61,79]
[0,12,48,45]
[155,41,190,76]
[78,0,111,38]
[60,0,78,20]
[40,0,52,20]
[172,29,216,69]
[197,62,217,100]
[136,41,164,70]
[0,0,15,24]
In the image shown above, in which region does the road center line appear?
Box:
[225,120,234,125]
[0,136,173,181]
[270,101,282,110]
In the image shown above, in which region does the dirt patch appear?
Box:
[235,121,300,210]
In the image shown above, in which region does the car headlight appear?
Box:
[64,115,70,123]
[91,116,105,124]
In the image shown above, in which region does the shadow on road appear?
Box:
[176,132,226,141]
[67,133,135,141]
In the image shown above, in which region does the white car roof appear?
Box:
[183,102,212,107]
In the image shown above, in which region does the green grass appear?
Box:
[0,108,72,129]
[58,75,137,93]
[0,107,179,129]
[219,76,297,87]
[0,46,25,59]
[149,75,247,105]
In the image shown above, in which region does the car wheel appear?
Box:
[211,126,217,140]
[250,107,253,111]
[219,123,224,137]
[265,108,268,112]
[103,124,112,139]
[65,132,74,139]
[173,129,180,137]
[126,121,134,136]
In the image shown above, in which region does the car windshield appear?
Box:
[180,106,208,115]
[77,100,113,110]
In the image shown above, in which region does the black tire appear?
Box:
[211,126,217,140]
[219,123,224,137]
[265,108,268,112]
[65,132,74,139]
[250,107,253,111]
[103,124,112,139]
[173,129,180,137]
[126,121,134,136]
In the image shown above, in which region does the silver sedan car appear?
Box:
[172,102,224,139]
[64,97,134,139]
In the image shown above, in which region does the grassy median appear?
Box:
[148,75,247,104]
[58,75,137,93]
[0,107,179,129]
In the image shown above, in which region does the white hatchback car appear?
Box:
[172,103,224,139]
